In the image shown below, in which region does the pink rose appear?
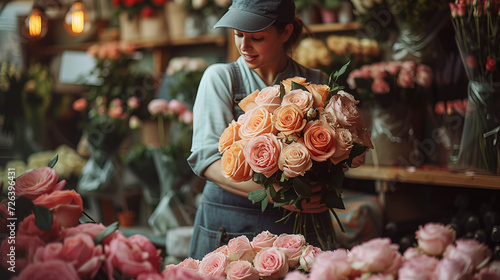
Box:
[226,260,259,280]
[136,273,164,280]
[278,142,313,178]
[251,231,278,252]
[177,257,200,272]
[432,257,471,280]
[299,245,322,272]
[15,167,66,200]
[33,242,64,262]
[104,235,160,279]
[0,234,45,272]
[397,69,415,89]
[434,101,446,115]
[360,65,371,78]
[255,85,281,113]
[397,254,439,280]
[179,110,193,124]
[283,270,308,280]
[370,64,387,80]
[51,204,82,228]
[384,61,401,76]
[348,238,403,275]
[162,266,206,280]
[227,235,256,262]
[111,98,123,108]
[198,251,228,278]
[302,120,336,162]
[61,223,120,245]
[128,234,162,271]
[309,249,351,280]
[17,214,60,242]
[282,89,313,113]
[168,99,188,115]
[272,234,306,268]
[347,69,361,89]
[325,91,362,127]
[403,247,424,259]
[400,61,417,73]
[127,96,140,109]
[415,65,433,88]
[15,260,79,280]
[72,98,88,111]
[108,106,124,118]
[330,128,353,165]
[243,133,281,178]
[253,247,289,280]
[371,78,390,94]
[444,239,492,271]
[148,99,169,115]
[415,222,456,256]
[474,260,500,279]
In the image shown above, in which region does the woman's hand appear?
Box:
[274,184,329,214]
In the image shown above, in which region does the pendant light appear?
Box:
[24,4,48,41]
[63,1,91,36]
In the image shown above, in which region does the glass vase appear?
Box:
[453,82,500,174]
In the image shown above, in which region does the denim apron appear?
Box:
[188,62,332,260]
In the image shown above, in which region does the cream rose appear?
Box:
[299,245,322,272]
[330,128,353,165]
[281,89,313,113]
[253,247,289,280]
[255,85,281,113]
[272,234,306,268]
[278,142,312,178]
[302,120,337,162]
[227,235,256,262]
[219,120,242,153]
[225,260,259,280]
[272,104,307,136]
[243,133,282,178]
[221,141,253,182]
[251,231,278,252]
[415,223,456,257]
[239,106,275,140]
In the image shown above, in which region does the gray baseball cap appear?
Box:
[214,0,295,32]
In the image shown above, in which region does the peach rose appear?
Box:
[148,99,169,115]
[348,238,403,275]
[238,89,260,113]
[325,91,362,128]
[253,247,289,280]
[281,77,308,93]
[0,234,45,272]
[177,257,200,272]
[17,214,60,243]
[444,239,492,271]
[278,142,312,178]
[397,254,439,280]
[255,85,281,113]
[219,121,243,153]
[227,235,256,262]
[299,245,322,272]
[221,141,253,182]
[72,98,88,111]
[243,133,282,178]
[239,106,275,140]
[330,128,353,165]
[302,120,337,162]
[225,260,259,280]
[33,190,83,212]
[251,231,278,253]
[198,251,228,278]
[273,234,306,268]
[309,249,351,279]
[15,167,66,200]
[108,106,124,118]
[305,83,330,108]
[272,104,306,136]
[16,260,79,280]
[371,78,390,94]
[281,89,313,113]
[415,223,456,257]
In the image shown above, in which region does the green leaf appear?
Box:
[248,189,268,204]
[94,221,119,245]
[345,142,368,167]
[291,81,309,92]
[47,153,59,168]
[325,191,345,209]
[293,177,312,197]
[279,83,286,100]
[33,206,53,231]
[15,196,35,221]
[261,189,270,212]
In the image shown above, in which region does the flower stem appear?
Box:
[158,116,165,148]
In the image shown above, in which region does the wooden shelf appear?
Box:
[346,165,500,190]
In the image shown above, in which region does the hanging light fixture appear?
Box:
[63,1,91,36]
[24,4,48,41]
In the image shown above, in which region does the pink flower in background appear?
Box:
[251,231,278,252]
[128,234,162,272]
[129,115,142,129]
[61,223,121,245]
[227,235,256,262]
[415,223,456,257]
[433,257,471,280]
[72,97,88,111]
[348,238,403,276]
[179,110,193,124]
[398,254,439,280]
[108,106,124,118]
[309,249,352,279]
[415,65,433,88]
[444,239,492,271]
[283,270,308,280]
[15,167,66,200]
[17,214,60,242]
[273,234,306,268]
[225,260,259,280]
[397,69,415,88]
[137,272,164,280]
[127,96,140,109]
[148,99,169,115]
[299,245,322,272]
[371,78,390,94]
[434,101,446,115]
[198,251,228,278]
[253,247,289,280]
[162,266,206,280]
[15,260,79,280]
[168,99,188,115]
[370,64,387,80]
[0,234,45,272]
[384,61,401,76]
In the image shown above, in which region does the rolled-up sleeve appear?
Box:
[187,64,235,178]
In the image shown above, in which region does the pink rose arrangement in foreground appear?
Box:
[218,74,373,247]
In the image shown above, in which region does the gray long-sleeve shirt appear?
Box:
[187,56,328,178]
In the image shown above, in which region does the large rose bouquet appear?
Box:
[218,66,373,249]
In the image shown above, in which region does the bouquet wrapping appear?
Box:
[218,67,372,249]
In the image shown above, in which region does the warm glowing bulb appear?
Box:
[24,8,48,40]
[64,1,91,36]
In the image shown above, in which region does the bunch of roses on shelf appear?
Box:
[347,60,433,108]
[166,222,500,279]
[218,66,373,248]
[111,0,168,18]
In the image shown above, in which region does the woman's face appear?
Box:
[233,25,292,72]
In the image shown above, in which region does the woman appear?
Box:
[187,0,331,260]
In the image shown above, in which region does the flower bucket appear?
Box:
[164,1,187,39]
[453,82,500,174]
[139,11,167,41]
[119,12,140,42]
